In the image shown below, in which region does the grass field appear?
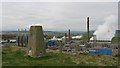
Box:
[2,43,118,66]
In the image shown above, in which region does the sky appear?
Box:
[1,2,118,31]
[1,0,119,2]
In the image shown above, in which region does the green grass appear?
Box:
[2,44,118,66]
[4,43,17,46]
[2,45,76,66]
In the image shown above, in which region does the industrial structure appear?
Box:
[1,17,118,57]
[87,17,90,42]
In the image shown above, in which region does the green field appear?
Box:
[2,43,118,66]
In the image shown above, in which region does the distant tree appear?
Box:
[111,37,120,44]
[46,34,53,39]
[56,35,63,38]
[2,34,16,40]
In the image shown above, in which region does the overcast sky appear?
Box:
[1,0,119,2]
[2,2,118,31]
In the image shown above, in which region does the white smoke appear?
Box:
[93,15,118,40]
[90,37,94,40]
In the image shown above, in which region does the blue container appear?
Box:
[98,49,112,55]
[48,40,57,46]
[89,50,97,54]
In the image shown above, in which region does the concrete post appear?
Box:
[21,34,24,47]
[59,41,63,53]
[65,33,67,44]
[76,41,80,52]
[24,29,28,47]
[17,29,20,46]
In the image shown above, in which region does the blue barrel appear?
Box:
[89,50,97,54]
[98,49,112,55]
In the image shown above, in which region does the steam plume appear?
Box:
[93,15,118,40]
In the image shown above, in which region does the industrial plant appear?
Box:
[1,16,119,67]
[1,17,119,56]
[1,2,119,67]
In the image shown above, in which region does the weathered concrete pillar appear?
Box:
[17,29,20,46]
[21,34,24,47]
[17,29,25,47]
[17,36,20,46]
[27,26,45,58]
[19,35,22,47]
[24,29,28,47]
[25,35,28,47]
[76,41,80,52]
[59,41,63,53]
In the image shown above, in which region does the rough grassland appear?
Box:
[2,44,118,66]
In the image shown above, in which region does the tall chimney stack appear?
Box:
[68,29,71,42]
[87,17,89,42]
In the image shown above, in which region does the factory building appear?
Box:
[115,30,120,37]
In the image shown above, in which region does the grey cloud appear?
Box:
[2,2,118,31]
